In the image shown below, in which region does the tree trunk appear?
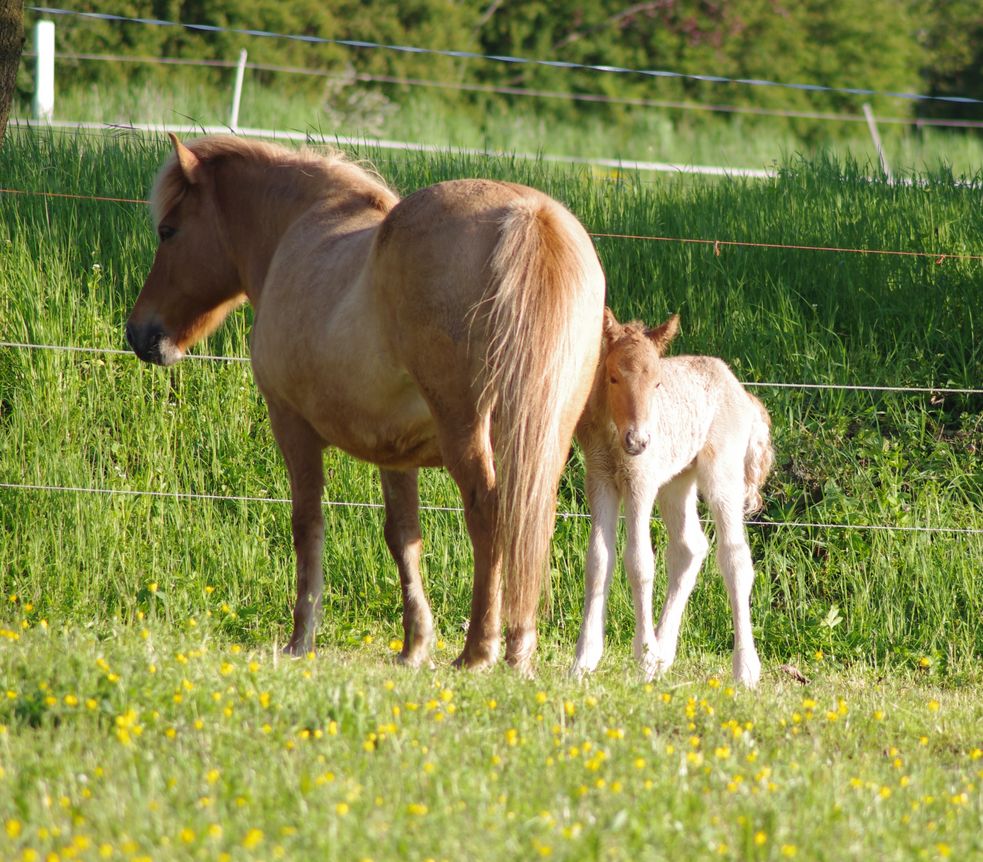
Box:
[0,0,25,146]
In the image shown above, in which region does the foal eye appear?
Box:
[157,224,176,241]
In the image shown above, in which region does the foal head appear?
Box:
[601,308,680,455]
[125,134,246,366]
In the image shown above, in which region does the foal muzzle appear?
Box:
[622,428,650,456]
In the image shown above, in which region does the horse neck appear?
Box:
[211,159,388,306]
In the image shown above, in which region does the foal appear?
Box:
[572,310,773,687]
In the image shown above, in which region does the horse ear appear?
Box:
[169,133,202,185]
[602,307,619,342]
[646,313,680,354]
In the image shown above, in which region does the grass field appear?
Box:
[1,126,981,859]
[16,77,983,177]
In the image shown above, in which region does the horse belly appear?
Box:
[311,386,441,469]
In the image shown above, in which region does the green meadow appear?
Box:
[0,127,981,860]
[18,77,983,175]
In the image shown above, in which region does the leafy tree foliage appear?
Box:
[17,1,982,132]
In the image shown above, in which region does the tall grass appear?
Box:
[0,126,980,675]
[15,77,983,176]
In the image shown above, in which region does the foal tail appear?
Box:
[481,196,603,654]
[743,393,774,514]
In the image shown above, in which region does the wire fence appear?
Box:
[3,340,982,397]
[4,184,983,265]
[7,118,782,181]
[2,181,981,396]
[23,49,983,132]
[2,112,980,542]
[1,482,980,537]
[26,5,983,107]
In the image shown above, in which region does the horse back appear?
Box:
[368,178,602,385]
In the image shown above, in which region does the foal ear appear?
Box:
[646,313,680,354]
[168,133,202,185]
[602,307,620,342]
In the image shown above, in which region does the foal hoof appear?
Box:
[639,652,672,682]
[733,650,761,688]
[568,661,591,680]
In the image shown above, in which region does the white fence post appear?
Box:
[230,48,247,131]
[33,20,56,122]
[862,102,893,183]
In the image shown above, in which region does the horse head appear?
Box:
[601,308,679,455]
[125,134,245,366]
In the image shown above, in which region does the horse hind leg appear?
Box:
[648,470,708,680]
[436,415,502,671]
[700,460,761,688]
[268,403,326,656]
[380,468,434,668]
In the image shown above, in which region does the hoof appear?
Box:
[282,641,314,658]
[396,629,434,669]
[396,650,435,670]
[451,643,498,671]
[733,650,761,688]
[506,654,535,679]
[569,660,592,680]
[638,646,674,682]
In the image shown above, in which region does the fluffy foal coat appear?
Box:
[572,310,773,687]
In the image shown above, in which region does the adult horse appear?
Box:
[125,134,605,672]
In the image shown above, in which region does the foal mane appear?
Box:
[150,135,398,224]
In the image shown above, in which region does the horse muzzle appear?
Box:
[125,320,183,366]
[622,428,650,456]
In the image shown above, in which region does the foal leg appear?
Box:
[648,471,709,679]
[623,483,661,676]
[268,402,326,656]
[571,476,620,677]
[380,468,434,667]
[702,466,761,688]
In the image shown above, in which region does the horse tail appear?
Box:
[481,196,603,657]
[743,393,774,514]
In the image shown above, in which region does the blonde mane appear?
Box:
[149,135,397,224]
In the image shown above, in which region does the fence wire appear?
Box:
[2,482,980,537]
[2,341,981,396]
[27,5,983,106]
[23,49,983,131]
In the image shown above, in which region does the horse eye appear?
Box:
[609,376,618,385]
[158,224,176,241]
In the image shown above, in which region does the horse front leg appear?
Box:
[380,468,434,667]
[571,475,619,677]
[268,402,326,656]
